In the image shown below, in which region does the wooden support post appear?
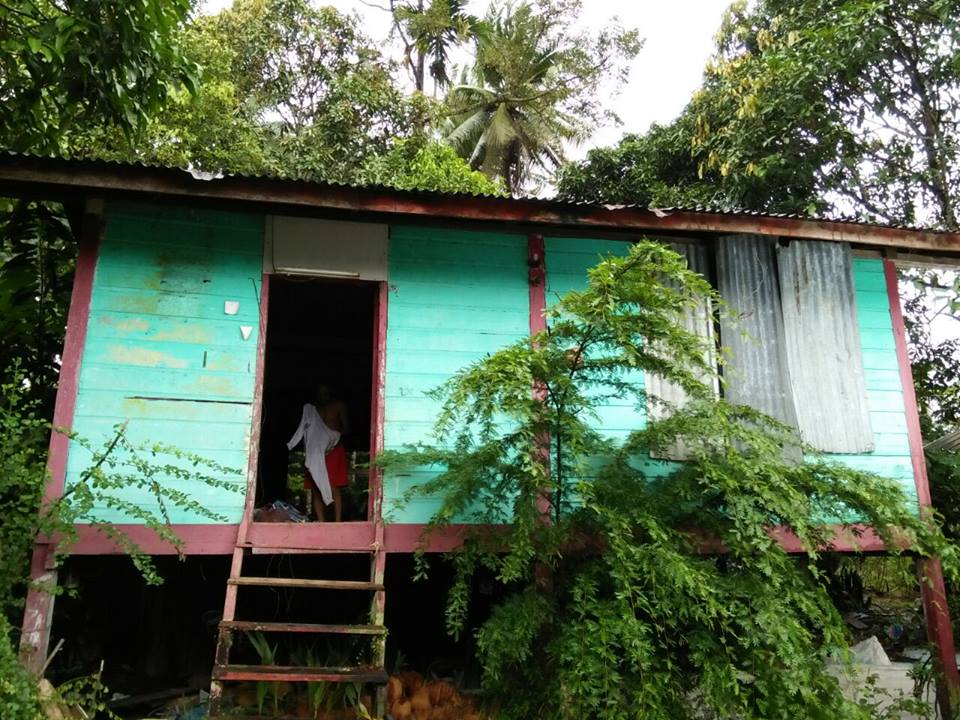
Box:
[20,200,102,673]
[528,234,550,522]
[370,281,389,719]
[885,259,960,714]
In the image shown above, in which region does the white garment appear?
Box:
[287,403,341,506]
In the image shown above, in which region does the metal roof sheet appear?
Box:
[2,150,959,254]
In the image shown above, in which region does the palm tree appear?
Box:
[443,3,581,194]
[390,0,485,94]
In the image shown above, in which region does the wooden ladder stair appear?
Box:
[208,517,389,718]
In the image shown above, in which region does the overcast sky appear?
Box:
[201,1,732,158]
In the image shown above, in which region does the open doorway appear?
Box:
[257,277,378,521]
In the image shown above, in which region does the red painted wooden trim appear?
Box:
[368,281,388,521]
[884,258,960,701]
[886,258,935,507]
[378,523,886,554]
[384,524,481,553]
[246,521,375,551]
[59,520,903,556]
[528,234,547,334]
[62,524,238,555]
[237,273,270,544]
[45,213,100,503]
[21,209,101,672]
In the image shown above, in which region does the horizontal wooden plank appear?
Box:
[220,621,386,635]
[229,578,383,590]
[88,312,257,347]
[212,665,387,683]
[91,287,260,322]
[79,364,255,399]
[74,390,254,423]
[390,226,524,247]
[83,339,254,373]
[389,279,528,309]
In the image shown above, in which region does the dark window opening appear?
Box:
[257,277,377,521]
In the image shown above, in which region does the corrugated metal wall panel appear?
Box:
[716,234,799,428]
[645,242,717,423]
[778,240,874,452]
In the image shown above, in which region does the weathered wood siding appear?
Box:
[65,203,263,523]
[382,226,529,523]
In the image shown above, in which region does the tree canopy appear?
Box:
[0,0,196,154]
[558,0,960,227]
[444,0,640,193]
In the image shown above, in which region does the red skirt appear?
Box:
[304,444,349,490]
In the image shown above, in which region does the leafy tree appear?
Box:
[559,0,960,228]
[0,201,75,417]
[360,137,505,195]
[206,0,418,183]
[381,241,957,719]
[444,0,640,194]
[0,0,197,412]
[556,116,756,209]
[71,17,269,177]
[389,0,486,95]
[0,0,196,154]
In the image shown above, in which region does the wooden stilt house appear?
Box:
[3,154,958,713]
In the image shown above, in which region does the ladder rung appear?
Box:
[220,621,386,635]
[212,664,387,683]
[228,577,383,590]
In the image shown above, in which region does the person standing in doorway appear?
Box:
[287,383,350,522]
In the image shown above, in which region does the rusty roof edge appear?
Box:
[2,153,960,254]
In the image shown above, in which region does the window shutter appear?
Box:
[777,240,873,452]
[716,234,799,429]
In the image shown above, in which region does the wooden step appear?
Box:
[212,664,388,683]
[228,577,383,591]
[220,621,386,635]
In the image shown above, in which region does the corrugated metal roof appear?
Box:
[5,150,951,235]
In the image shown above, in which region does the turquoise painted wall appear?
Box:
[66,203,263,524]
[826,258,916,505]
[544,239,917,502]
[546,237,647,442]
[382,226,529,523]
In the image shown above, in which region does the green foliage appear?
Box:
[246,631,280,715]
[559,0,960,228]
[0,615,42,720]
[391,0,486,94]
[902,267,960,439]
[0,0,196,154]
[556,120,721,209]
[0,200,77,417]
[380,241,958,719]
[360,137,505,195]
[0,362,242,710]
[444,0,640,193]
